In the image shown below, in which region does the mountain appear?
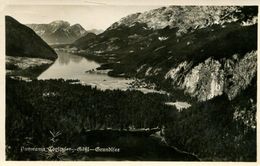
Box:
[5,16,57,60]
[87,28,104,35]
[27,20,87,44]
[108,6,257,35]
[71,6,257,101]
[73,32,97,47]
[68,6,257,160]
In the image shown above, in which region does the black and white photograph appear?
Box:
[2,0,258,163]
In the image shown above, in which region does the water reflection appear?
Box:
[58,52,84,65]
[38,51,133,90]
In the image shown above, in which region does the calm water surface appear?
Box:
[38,51,133,90]
[37,52,196,161]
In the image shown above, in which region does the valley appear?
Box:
[5,5,257,161]
[38,51,168,94]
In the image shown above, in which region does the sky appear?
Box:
[3,0,251,30]
[3,4,162,30]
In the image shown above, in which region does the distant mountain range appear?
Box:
[6,16,57,60]
[66,6,257,101]
[27,21,90,44]
[5,6,257,161]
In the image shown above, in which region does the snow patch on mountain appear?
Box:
[158,36,168,41]
[241,16,258,26]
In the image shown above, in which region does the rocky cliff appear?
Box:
[71,6,258,101]
[108,6,255,35]
[27,20,87,44]
[164,51,257,101]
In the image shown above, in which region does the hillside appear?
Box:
[6,16,58,79]
[5,6,258,161]
[27,20,87,44]
[6,16,57,60]
[73,32,97,46]
[70,6,257,101]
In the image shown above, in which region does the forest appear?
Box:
[6,76,256,161]
[6,77,174,160]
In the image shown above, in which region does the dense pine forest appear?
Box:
[5,6,257,162]
[6,76,256,161]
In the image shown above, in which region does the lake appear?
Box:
[38,51,168,94]
[38,51,133,90]
[38,51,191,107]
[58,130,199,161]
[36,51,195,161]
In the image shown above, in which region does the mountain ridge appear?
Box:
[6,16,57,60]
[27,21,88,44]
[67,6,257,101]
[108,6,257,36]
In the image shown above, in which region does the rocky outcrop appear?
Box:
[224,51,257,99]
[109,6,244,36]
[27,20,87,44]
[69,6,257,102]
[165,51,257,101]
